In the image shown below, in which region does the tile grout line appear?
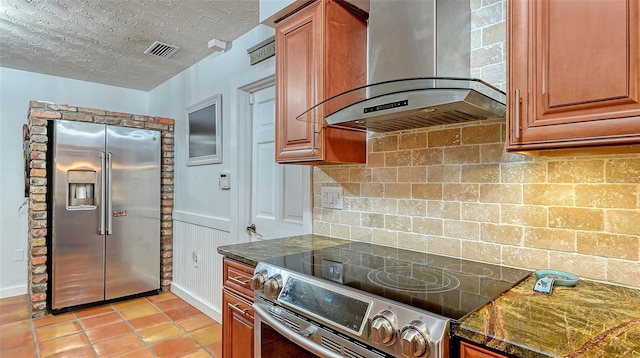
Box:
[142,295,219,357]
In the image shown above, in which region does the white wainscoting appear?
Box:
[172,213,234,324]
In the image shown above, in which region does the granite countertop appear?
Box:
[455,275,640,357]
[216,234,350,267]
[218,236,640,357]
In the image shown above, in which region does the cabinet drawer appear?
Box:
[223,258,255,299]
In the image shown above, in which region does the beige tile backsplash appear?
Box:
[313,120,640,288]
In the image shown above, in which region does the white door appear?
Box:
[248,85,312,240]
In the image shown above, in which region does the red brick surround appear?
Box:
[26,101,175,318]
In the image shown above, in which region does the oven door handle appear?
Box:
[253,304,344,358]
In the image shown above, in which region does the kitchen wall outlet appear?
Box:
[321,186,343,209]
[192,250,200,268]
[13,249,24,262]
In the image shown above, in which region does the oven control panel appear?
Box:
[252,262,450,358]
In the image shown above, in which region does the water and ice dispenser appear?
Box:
[67,170,96,208]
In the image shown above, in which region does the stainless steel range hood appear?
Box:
[297,0,506,132]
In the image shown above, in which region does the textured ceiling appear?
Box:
[0,0,259,90]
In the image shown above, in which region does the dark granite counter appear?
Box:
[216,234,350,267]
[455,275,640,357]
[219,236,640,357]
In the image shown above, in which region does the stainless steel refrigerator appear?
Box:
[50,120,161,311]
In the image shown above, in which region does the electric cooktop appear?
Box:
[260,241,531,320]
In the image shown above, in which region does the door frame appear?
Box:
[236,75,276,243]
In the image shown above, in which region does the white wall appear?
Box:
[0,23,276,318]
[0,68,149,298]
[148,24,276,320]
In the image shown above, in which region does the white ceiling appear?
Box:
[0,0,259,91]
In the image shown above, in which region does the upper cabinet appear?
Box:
[507,0,640,153]
[275,0,368,164]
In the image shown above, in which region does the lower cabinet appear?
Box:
[460,341,509,358]
[222,258,255,358]
[222,289,254,358]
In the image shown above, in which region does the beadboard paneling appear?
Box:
[173,218,233,322]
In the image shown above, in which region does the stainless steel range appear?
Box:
[251,242,530,358]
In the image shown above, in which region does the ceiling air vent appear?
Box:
[144,41,180,58]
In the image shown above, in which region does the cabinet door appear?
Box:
[275,1,323,162]
[460,341,508,358]
[223,289,254,358]
[508,0,640,151]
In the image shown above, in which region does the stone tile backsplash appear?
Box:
[313,120,640,288]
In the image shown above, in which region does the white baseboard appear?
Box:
[0,284,27,299]
[171,283,222,324]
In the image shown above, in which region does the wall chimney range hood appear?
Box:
[297,0,507,132]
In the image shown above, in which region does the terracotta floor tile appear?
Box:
[118,302,159,320]
[149,336,200,358]
[112,297,148,310]
[35,321,82,343]
[179,348,214,358]
[74,305,114,319]
[0,295,27,307]
[48,346,96,357]
[0,344,37,358]
[164,306,201,321]
[33,312,75,328]
[207,342,222,358]
[80,312,123,330]
[190,325,222,346]
[37,332,88,357]
[137,322,184,344]
[0,303,30,325]
[127,312,170,330]
[0,331,34,351]
[175,314,218,333]
[110,347,155,358]
[85,321,132,344]
[92,334,145,357]
[0,319,31,337]
[147,292,178,303]
[154,297,190,312]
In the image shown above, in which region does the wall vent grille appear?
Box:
[144,41,180,58]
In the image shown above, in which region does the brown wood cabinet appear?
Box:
[275,0,367,164]
[507,0,640,153]
[222,258,255,358]
[460,341,509,358]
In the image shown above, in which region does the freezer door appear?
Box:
[105,126,161,299]
[52,120,106,310]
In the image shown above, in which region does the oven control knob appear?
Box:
[400,320,431,358]
[370,310,397,346]
[250,270,268,291]
[264,274,283,299]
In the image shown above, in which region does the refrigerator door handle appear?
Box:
[99,152,106,235]
[106,152,113,235]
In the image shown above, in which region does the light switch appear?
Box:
[320,187,343,209]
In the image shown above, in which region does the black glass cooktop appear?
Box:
[261,241,531,320]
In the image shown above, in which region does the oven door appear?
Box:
[253,303,343,358]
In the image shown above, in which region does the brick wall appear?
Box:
[26,101,175,318]
[312,0,640,289]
